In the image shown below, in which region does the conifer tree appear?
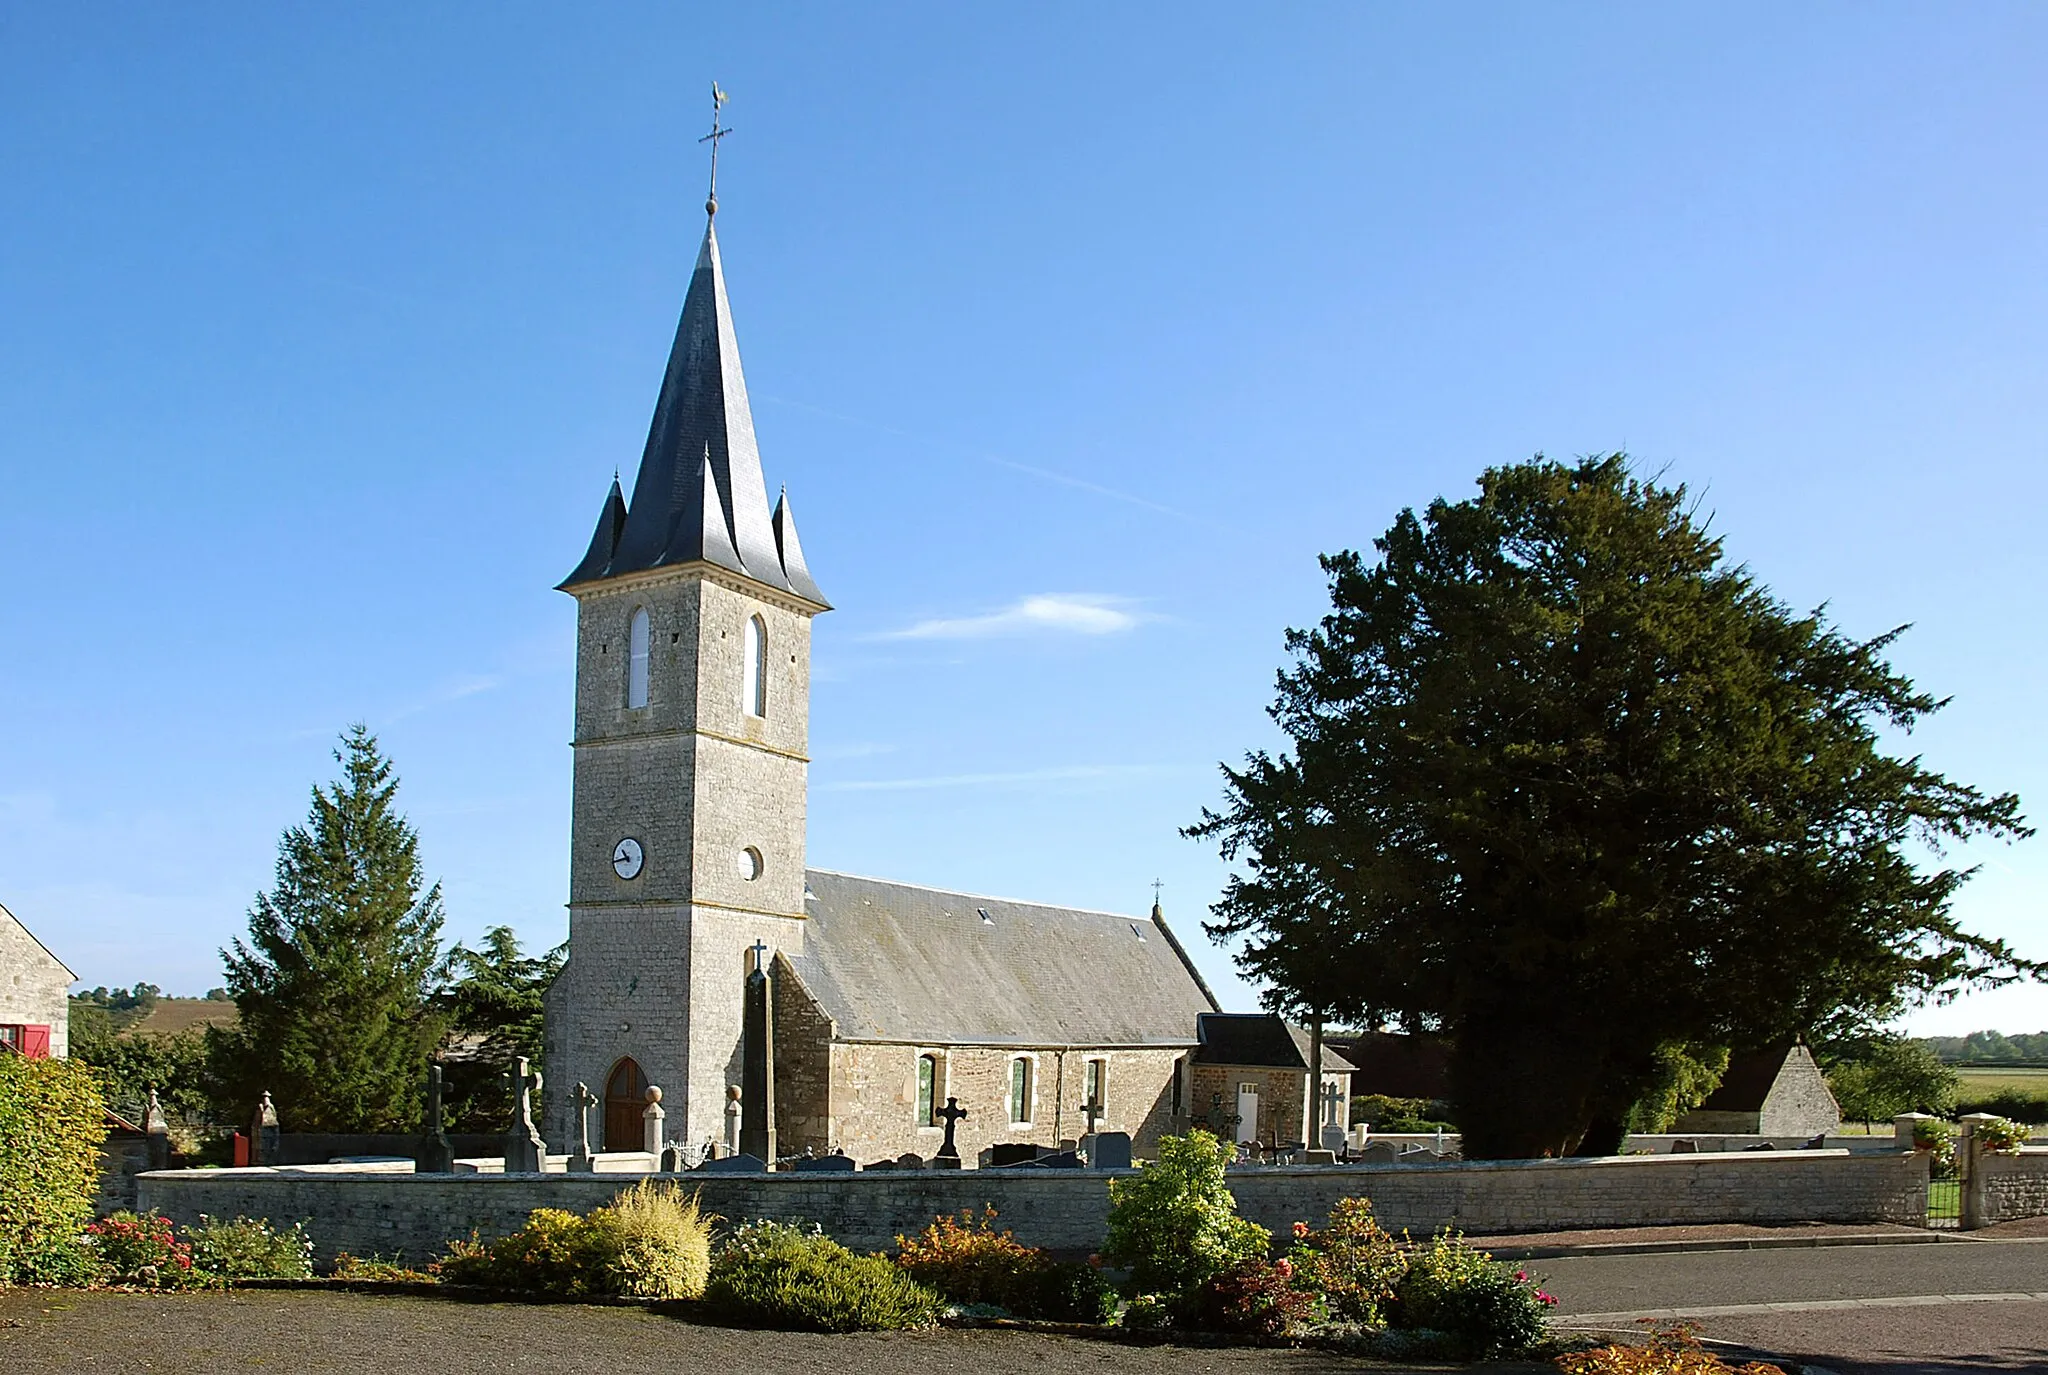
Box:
[208,725,448,1131]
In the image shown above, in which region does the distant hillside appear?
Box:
[119,997,238,1038]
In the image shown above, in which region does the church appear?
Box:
[541,183,1219,1165]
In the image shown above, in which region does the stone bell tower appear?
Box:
[543,192,829,1153]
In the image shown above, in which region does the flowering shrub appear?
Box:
[1555,1322,1784,1374]
[185,1216,315,1281]
[84,1211,198,1288]
[1284,1198,1408,1325]
[1913,1118,1959,1178]
[1973,1117,2029,1155]
[1391,1230,1553,1358]
[1187,1257,1319,1335]
[1102,1130,1270,1292]
[894,1207,1113,1322]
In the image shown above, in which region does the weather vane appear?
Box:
[1151,877,1165,906]
[701,82,731,216]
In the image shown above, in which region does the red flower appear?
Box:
[1514,1269,1528,1281]
[1273,1258,1293,1278]
[1536,1290,1558,1307]
[1292,1221,1310,1238]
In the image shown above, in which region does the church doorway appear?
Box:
[604,1058,650,1151]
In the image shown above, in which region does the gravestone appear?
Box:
[895,1152,925,1170]
[933,1096,968,1169]
[1670,1138,1699,1154]
[1019,1149,1081,1169]
[1361,1141,1398,1163]
[661,1142,688,1172]
[415,1064,456,1173]
[986,1142,1039,1167]
[1742,1141,1777,1152]
[1305,1149,1337,1165]
[863,1159,897,1172]
[793,1152,855,1172]
[250,1091,280,1165]
[695,1152,768,1173]
[503,1057,547,1173]
[568,1082,598,1173]
[1321,1123,1349,1155]
[1083,1131,1133,1170]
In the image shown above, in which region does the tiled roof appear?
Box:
[784,871,1219,1047]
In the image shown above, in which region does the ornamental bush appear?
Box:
[185,1216,316,1282]
[1280,1197,1409,1325]
[0,1053,106,1284]
[706,1224,942,1332]
[894,1207,1114,1322]
[438,1183,713,1299]
[84,1211,198,1288]
[1391,1231,1554,1358]
[1556,1322,1785,1374]
[1187,1257,1319,1336]
[1102,1130,1270,1293]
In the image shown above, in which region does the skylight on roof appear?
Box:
[1130,923,1147,941]
[977,907,994,924]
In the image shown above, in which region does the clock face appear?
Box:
[612,837,645,880]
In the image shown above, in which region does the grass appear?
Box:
[1955,1066,2048,1095]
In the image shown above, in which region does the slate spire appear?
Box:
[562,214,824,604]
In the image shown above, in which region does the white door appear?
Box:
[1235,1082,1259,1144]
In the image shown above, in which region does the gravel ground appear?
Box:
[0,1289,1552,1375]
[1467,1223,1925,1255]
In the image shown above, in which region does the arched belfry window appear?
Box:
[743,614,767,718]
[627,607,651,708]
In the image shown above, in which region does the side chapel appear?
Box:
[542,183,1218,1164]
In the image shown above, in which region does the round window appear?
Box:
[739,847,764,881]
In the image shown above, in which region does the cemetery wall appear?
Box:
[1971,1147,2048,1226]
[138,1146,1928,1265]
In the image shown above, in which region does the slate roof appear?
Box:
[785,871,1220,1047]
[562,216,826,606]
[1692,1044,1798,1113]
[1193,1013,1359,1072]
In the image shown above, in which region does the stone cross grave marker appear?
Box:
[1081,1091,1105,1138]
[416,1063,456,1173]
[569,1081,598,1172]
[933,1096,968,1168]
[503,1057,547,1173]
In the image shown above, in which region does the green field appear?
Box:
[1955,1066,2048,1095]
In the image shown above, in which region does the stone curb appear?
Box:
[1486,1231,1955,1261]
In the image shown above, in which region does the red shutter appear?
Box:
[20,1025,51,1058]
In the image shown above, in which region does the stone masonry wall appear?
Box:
[138,1148,1928,1265]
[1757,1045,1843,1137]
[1974,1147,2048,1225]
[0,907,70,1058]
[1190,1065,1305,1146]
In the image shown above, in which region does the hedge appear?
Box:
[0,1054,106,1282]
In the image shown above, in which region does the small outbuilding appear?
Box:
[1672,1043,1842,1137]
[1188,1012,1355,1150]
[0,900,73,1058]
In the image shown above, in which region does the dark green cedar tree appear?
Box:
[1189,455,2036,1159]
[208,725,449,1132]
[437,926,564,1132]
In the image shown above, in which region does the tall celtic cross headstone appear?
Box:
[569,1081,598,1173]
[416,1063,456,1173]
[1081,1091,1105,1138]
[503,1056,547,1173]
[933,1096,968,1168]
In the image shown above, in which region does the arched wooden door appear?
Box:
[604,1057,649,1151]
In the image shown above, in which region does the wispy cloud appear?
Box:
[820,764,1164,793]
[881,593,1150,641]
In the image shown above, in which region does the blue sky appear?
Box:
[3,6,2044,1035]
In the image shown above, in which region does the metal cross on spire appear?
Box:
[700,82,732,216]
[1150,878,1165,907]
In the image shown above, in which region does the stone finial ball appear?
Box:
[645,1086,663,1105]
[727,1084,742,1102]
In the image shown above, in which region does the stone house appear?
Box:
[0,900,73,1058]
[1673,1043,1842,1137]
[542,196,1219,1162]
[1189,1012,1355,1150]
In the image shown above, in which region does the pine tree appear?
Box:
[208,725,448,1132]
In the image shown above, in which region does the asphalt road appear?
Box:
[1536,1239,2048,1374]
